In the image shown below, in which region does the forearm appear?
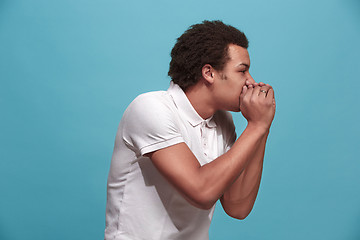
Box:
[220,130,268,218]
[194,123,268,207]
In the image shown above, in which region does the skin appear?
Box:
[146,44,276,219]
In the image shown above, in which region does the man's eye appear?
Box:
[240,70,246,74]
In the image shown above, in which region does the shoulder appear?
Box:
[121,90,179,132]
[124,91,173,118]
[120,90,183,154]
[129,91,170,109]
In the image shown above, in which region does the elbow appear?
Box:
[224,208,251,220]
[191,195,217,210]
[222,201,253,220]
[193,202,215,210]
[186,189,218,210]
[226,211,250,220]
[196,199,216,210]
[179,177,220,210]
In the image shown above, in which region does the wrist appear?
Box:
[246,122,270,136]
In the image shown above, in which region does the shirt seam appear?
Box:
[139,136,184,155]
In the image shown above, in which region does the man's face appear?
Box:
[213,44,255,112]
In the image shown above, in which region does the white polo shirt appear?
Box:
[105,82,236,240]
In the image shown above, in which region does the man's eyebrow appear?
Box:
[235,63,250,69]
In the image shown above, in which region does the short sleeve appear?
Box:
[121,92,185,156]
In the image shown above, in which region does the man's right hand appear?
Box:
[239,82,276,131]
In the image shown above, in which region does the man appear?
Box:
[105,20,276,240]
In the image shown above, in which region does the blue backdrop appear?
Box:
[1,0,359,239]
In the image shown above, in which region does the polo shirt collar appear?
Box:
[167,81,216,128]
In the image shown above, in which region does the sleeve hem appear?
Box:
[140,136,185,156]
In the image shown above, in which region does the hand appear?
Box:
[239,82,276,130]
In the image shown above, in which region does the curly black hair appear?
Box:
[168,20,249,90]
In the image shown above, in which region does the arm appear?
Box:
[220,83,275,219]
[220,130,268,219]
[147,123,267,210]
[147,84,275,210]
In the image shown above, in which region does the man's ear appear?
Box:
[201,64,215,84]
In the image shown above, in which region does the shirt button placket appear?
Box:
[201,122,208,156]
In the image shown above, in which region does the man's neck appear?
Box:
[184,83,216,120]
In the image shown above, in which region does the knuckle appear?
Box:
[266,100,272,107]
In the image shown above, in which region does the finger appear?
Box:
[259,85,269,97]
[245,80,252,86]
[240,85,248,97]
[267,88,274,100]
[253,85,261,97]
[243,85,254,100]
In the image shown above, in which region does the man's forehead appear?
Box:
[227,44,250,67]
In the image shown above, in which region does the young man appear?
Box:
[105,20,276,240]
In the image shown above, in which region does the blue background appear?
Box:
[1,0,360,239]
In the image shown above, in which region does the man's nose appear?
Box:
[247,74,256,84]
